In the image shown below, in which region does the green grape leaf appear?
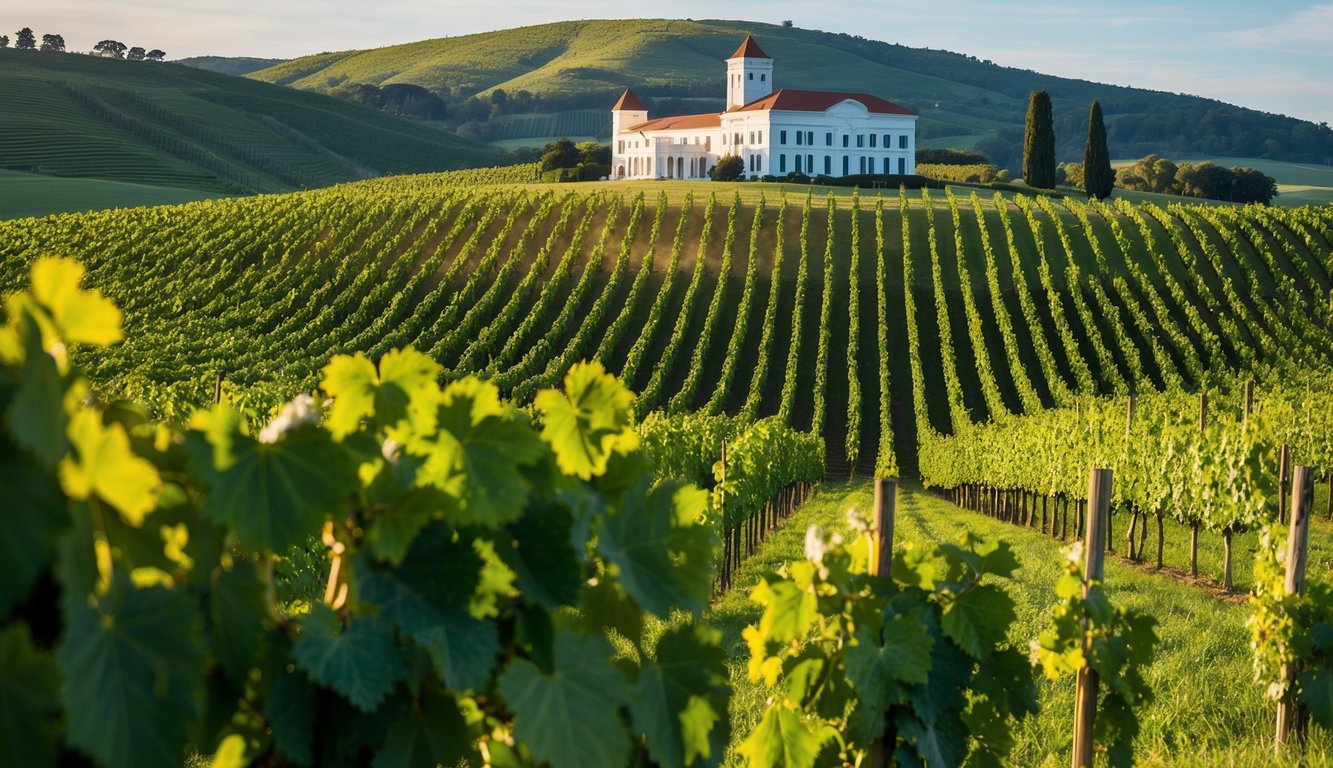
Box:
[497,629,632,768]
[412,377,546,528]
[58,577,204,768]
[188,408,355,553]
[293,604,405,713]
[321,348,440,438]
[1301,667,1333,729]
[0,623,61,768]
[363,486,446,566]
[631,624,730,767]
[534,360,637,480]
[598,480,714,617]
[846,613,933,692]
[264,669,316,766]
[736,705,830,768]
[358,526,499,692]
[7,319,67,468]
[578,577,643,642]
[28,257,122,346]
[893,635,971,768]
[508,502,582,609]
[940,584,1015,660]
[59,408,161,525]
[0,458,67,618]
[210,559,267,683]
[752,576,817,644]
[373,682,475,768]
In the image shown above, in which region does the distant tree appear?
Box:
[127,46,146,61]
[93,39,127,59]
[916,147,992,165]
[1117,154,1178,194]
[1058,161,1084,188]
[1229,167,1278,205]
[576,140,610,167]
[0,35,9,48]
[15,27,36,50]
[1082,100,1114,200]
[39,33,65,53]
[1022,89,1056,188]
[145,49,166,61]
[539,138,580,172]
[1175,162,1233,200]
[781,19,794,27]
[710,154,745,181]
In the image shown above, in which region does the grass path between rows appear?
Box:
[704,479,1333,767]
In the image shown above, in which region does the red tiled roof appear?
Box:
[625,112,722,132]
[732,89,915,115]
[612,87,646,111]
[728,34,770,60]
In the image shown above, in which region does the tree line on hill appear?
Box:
[1,27,163,60]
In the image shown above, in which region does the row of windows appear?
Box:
[777,154,908,176]
[723,130,764,146]
[779,130,910,149]
[732,73,768,85]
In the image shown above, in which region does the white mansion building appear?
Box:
[612,35,918,181]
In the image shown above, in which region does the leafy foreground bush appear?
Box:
[0,257,723,768]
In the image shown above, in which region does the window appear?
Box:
[898,157,906,174]
[842,156,849,175]
[795,154,803,173]
[806,131,814,145]
[807,155,814,174]
[884,134,891,148]
[761,73,766,81]
[824,156,831,175]
[758,130,763,144]
[749,131,754,144]
[842,135,849,148]
[755,155,762,173]
[870,134,877,148]
[735,132,742,146]
[780,154,787,172]
[825,132,833,146]
[705,137,711,151]
[859,157,866,174]
[780,130,787,145]
[899,135,908,149]
[748,72,754,80]
[883,157,891,174]
[796,131,803,146]
[856,134,864,148]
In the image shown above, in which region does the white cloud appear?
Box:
[1225,3,1333,54]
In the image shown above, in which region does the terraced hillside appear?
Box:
[0,49,504,193]
[0,172,1329,473]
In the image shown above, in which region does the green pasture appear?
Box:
[0,170,228,220]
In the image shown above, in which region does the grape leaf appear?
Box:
[598,480,714,617]
[321,348,440,439]
[631,624,730,767]
[358,527,499,692]
[28,257,122,347]
[412,377,545,528]
[293,604,405,713]
[0,457,66,618]
[578,577,642,643]
[6,318,67,468]
[534,360,638,480]
[736,705,830,768]
[264,669,316,766]
[188,409,355,553]
[373,682,475,768]
[752,577,817,644]
[60,408,161,526]
[363,486,446,566]
[210,559,267,683]
[1300,668,1333,729]
[497,629,632,768]
[508,502,582,609]
[940,584,1015,660]
[0,623,61,768]
[58,576,204,768]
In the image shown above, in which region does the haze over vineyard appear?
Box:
[1,10,1333,768]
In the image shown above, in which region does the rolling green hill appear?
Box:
[249,19,1333,168]
[0,170,1328,474]
[0,48,506,194]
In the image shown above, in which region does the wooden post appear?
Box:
[1243,379,1254,423]
[872,477,897,578]
[1073,468,1113,768]
[214,371,223,405]
[1278,444,1291,525]
[1124,396,1137,558]
[1276,466,1314,753]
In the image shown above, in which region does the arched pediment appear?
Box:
[825,99,870,117]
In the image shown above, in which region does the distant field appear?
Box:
[0,170,228,220]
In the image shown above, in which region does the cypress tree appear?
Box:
[1022,90,1056,189]
[1083,99,1114,200]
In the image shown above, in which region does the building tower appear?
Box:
[611,87,648,136]
[725,35,773,110]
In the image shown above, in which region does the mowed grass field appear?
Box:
[705,480,1333,766]
[0,170,229,220]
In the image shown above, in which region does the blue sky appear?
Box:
[7,1,1331,125]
